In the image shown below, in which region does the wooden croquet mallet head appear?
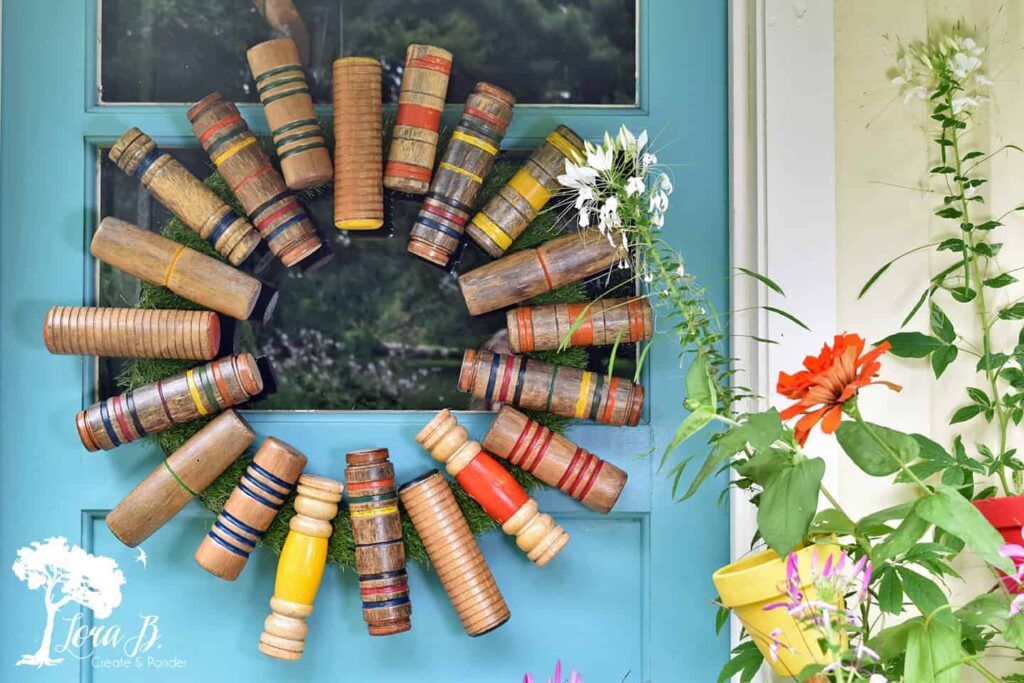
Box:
[416,409,570,566]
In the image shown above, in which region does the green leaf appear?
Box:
[857,501,916,534]
[882,332,947,358]
[937,237,966,252]
[904,618,961,683]
[950,404,983,424]
[999,303,1024,321]
[683,355,716,411]
[929,303,956,343]
[873,505,930,564]
[757,457,826,556]
[717,640,764,683]
[736,267,785,296]
[714,603,730,635]
[915,485,1015,573]
[975,219,1002,230]
[676,434,732,501]
[763,306,810,331]
[931,345,958,378]
[956,593,1010,629]
[659,408,715,473]
[962,150,985,161]
[718,409,784,453]
[1005,612,1024,651]
[898,567,953,626]
[976,353,1008,372]
[733,447,789,487]
[809,508,855,536]
[877,567,904,614]
[966,387,991,406]
[935,207,963,219]
[950,286,977,303]
[984,272,1017,288]
[973,241,1002,257]
[871,618,919,662]
[835,421,920,476]
[930,165,956,174]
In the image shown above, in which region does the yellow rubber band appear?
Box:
[508,169,552,212]
[547,130,584,164]
[350,505,399,518]
[470,213,513,250]
[213,136,257,165]
[574,371,592,418]
[163,245,187,287]
[439,162,482,184]
[185,370,209,416]
[451,131,498,156]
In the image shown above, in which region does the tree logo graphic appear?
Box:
[12,537,126,667]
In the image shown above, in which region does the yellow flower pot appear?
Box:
[712,544,841,677]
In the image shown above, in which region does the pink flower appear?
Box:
[998,525,1024,583]
[768,628,783,662]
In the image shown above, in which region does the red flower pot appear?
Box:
[973,495,1024,594]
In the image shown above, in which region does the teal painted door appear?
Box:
[0,1,728,680]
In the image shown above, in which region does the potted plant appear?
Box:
[870,28,1024,596]
[554,25,1024,680]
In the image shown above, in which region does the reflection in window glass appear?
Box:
[96,147,635,411]
[99,0,637,105]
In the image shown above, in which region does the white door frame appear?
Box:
[728,0,838,668]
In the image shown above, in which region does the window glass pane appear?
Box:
[99,0,637,105]
[95,146,636,410]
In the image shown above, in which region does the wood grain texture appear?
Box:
[416,410,569,566]
[91,217,276,322]
[458,229,626,315]
[75,354,264,451]
[384,44,452,194]
[483,406,627,514]
[43,306,219,360]
[195,436,308,581]
[398,470,509,636]
[188,93,323,268]
[247,38,331,190]
[106,410,255,547]
[467,125,584,257]
[332,58,384,230]
[344,448,411,635]
[506,297,653,353]
[457,349,643,427]
[259,475,344,661]
[407,82,515,267]
[109,127,260,266]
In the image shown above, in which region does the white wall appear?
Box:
[834,0,1024,677]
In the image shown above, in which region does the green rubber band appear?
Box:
[198,365,219,410]
[254,63,302,83]
[261,86,310,106]
[277,141,329,161]
[257,76,307,95]
[163,459,198,498]
[272,118,320,138]
[273,130,323,148]
[545,366,559,413]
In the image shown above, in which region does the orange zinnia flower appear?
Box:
[777,334,902,445]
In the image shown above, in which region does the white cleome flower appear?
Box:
[574,185,595,210]
[625,176,646,196]
[951,95,980,114]
[949,51,982,79]
[587,144,614,173]
[660,174,674,193]
[617,125,636,150]
[579,206,591,228]
[641,152,658,169]
[558,160,599,190]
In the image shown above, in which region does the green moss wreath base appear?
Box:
[116,159,590,569]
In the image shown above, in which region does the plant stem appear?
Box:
[966,659,1003,683]
[947,103,1014,496]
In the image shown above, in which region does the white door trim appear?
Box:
[728,0,838,670]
